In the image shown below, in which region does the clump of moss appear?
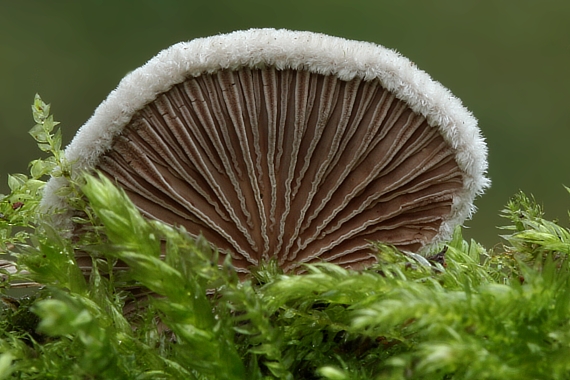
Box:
[2,96,570,379]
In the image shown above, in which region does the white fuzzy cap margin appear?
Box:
[41,28,490,245]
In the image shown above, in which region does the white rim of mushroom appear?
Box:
[41,28,489,270]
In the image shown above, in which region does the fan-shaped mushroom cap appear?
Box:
[41,28,489,273]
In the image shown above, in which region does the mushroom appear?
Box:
[41,28,489,274]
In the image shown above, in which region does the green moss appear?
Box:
[2,96,570,379]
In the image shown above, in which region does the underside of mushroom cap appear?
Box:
[41,28,489,273]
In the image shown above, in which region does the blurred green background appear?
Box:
[2,0,569,249]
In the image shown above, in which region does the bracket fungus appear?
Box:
[41,28,489,274]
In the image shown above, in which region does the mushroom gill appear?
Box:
[41,29,489,274]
